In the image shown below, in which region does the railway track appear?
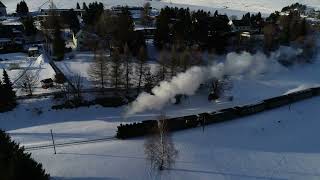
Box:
[24,136,117,151]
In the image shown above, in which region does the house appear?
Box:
[41,78,54,89]
[0,1,6,17]
[28,46,40,57]
[134,26,156,39]
[0,38,12,49]
[229,20,251,32]
[40,9,84,16]
[73,30,106,51]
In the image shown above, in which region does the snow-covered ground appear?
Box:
[0,52,320,179]
[7,96,320,180]
[2,0,320,16]
[0,53,56,95]
[2,52,320,144]
[56,51,159,88]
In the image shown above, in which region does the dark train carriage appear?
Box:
[218,108,239,121]
[288,89,314,103]
[311,87,320,96]
[263,95,290,109]
[198,113,213,125]
[205,108,238,124]
[166,115,199,131]
[117,120,157,139]
[183,115,199,128]
[165,117,188,131]
[236,102,266,116]
[142,120,158,130]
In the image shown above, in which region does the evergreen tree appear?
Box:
[83,2,88,10]
[76,2,81,9]
[2,69,16,104]
[0,79,5,107]
[22,16,37,36]
[82,2,104,26]
[62,9,80,33]
[214,10,219,17]
[114,7,134,48]
[0,130,50,179]
[16,1,29,16]
[155,8,170,48]
[52,18,66,60]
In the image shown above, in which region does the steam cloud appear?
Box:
[125,47,302,116]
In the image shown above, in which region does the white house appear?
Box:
[0,1,6,17]
[229,20,252,32]
[73,30,104,51]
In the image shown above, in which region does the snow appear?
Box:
[1,0,320,178]
[2,0,320,17]
[0,53,320,179]
[0,53,56,95]
[4,96,320,180]
[56,51,159,88]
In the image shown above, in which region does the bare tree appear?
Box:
[180,47,192,72]
[70,74,83,104]
[141,2,151,26]
[144,68,155,93]
[136,46,149,93]
[88,50,109,91]
[123,44,133,94]
[144,115,178,171]
[110,49,124,90]
[169,47,179,78]
[155,50,169,83]
[17,71,39,96]
[208,78,233,101]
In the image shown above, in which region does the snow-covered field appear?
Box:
[2,0,320,16]
[3,95,320,180]
[0,54,320,179]
[0,53,56,95]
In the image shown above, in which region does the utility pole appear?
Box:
[50,129,56,154]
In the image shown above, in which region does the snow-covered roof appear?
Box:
[134,26,156,31]
[75,30,99,39]
[28,47,39,51]
[1,18,22,26]
[0,1,6,8]
[0,38,11,42]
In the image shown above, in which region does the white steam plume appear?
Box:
[125,48,301,116]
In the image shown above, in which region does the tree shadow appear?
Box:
[53,177,120,180]
[166,168,287,180]
[57,152,146,160]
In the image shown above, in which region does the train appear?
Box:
[117,87,320,139]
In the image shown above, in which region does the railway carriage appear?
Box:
[287,89,314,102]
[236,102,266,116]
[263,95,290,109]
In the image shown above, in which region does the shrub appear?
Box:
[0,130,50,180]
[54,73,66,84]
[95,97,127,107]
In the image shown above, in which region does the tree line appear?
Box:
[155,7,231,53]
